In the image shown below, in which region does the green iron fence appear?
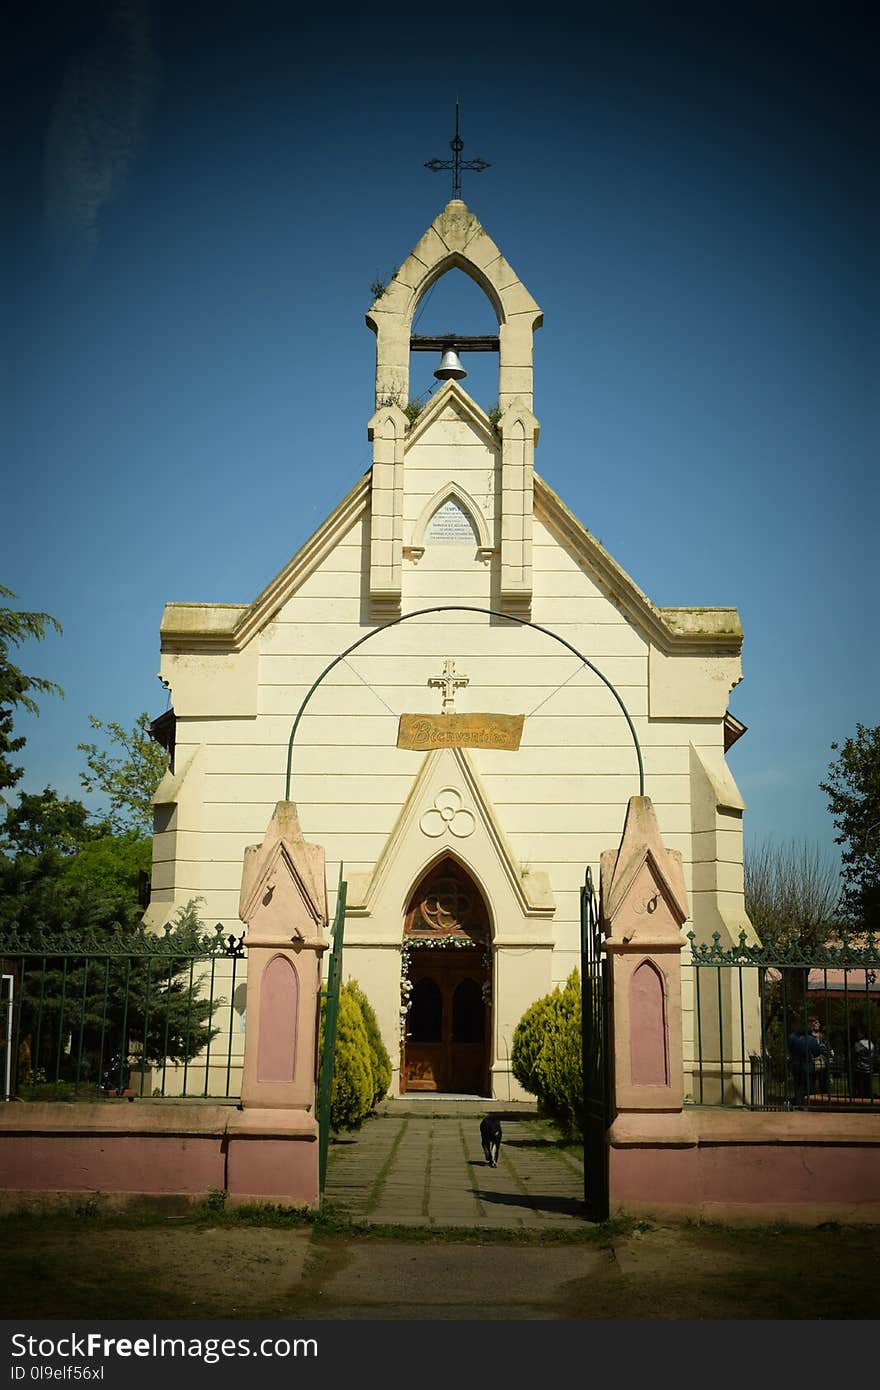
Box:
[0,921,246,1101]
[686,930,880,1110]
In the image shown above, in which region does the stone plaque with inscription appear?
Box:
[425,499,477,544]
[398,714,524,751]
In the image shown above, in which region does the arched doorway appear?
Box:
[401,859,491,1095]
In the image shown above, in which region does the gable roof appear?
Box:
[161,456,741,659]
[405,379,497,448]
[534,477,742,654]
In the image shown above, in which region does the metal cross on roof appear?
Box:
[428,658,470,714]
[424,102,490,200]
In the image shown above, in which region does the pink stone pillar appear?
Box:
[600,797,689,1114]
[238,802,329,1111]
[227,802,329,1207]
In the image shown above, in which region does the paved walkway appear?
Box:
[323,1096,587,1229]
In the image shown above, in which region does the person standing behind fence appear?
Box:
[788,1021,820,1108]
[853,1028,875,1101]
[809,1017,832,1096]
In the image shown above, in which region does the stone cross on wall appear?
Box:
[429,658,469,714]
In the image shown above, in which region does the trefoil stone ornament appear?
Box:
[419,787,475,839]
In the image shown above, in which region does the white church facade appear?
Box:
[148,198,752,1100]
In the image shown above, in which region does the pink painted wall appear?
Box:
[611,1144,880,1224]
[0,1104,320,1209]
[608,1110,880,1224]
[226,1138,318,1207]
[612,1143,880,1208]
[0,1134,222,1194]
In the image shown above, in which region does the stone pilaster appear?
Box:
[367,403,407,619]
[498,399,538,618]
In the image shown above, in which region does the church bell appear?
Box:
[434,347,467,381]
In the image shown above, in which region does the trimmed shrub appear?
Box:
[511,987,560,1097]
[326,986,374,1132]
[511,970,584,1141]
[319,980,391,1133]
[535,971,583,1139]
[347,980,392,1107]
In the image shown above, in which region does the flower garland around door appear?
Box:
[399,935,493,1042]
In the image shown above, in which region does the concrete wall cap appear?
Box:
[0,1103,233,1137]
[609,1108,880,1147]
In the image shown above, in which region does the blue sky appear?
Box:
[5,1,876,858]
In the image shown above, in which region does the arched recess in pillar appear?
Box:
[629,958,668,1087]
[257,954,300,1084]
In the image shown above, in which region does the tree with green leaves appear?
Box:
[0,786,107,859]
[1,708,164,940]
[820,724,880,930]
[78,712,168,835]
[8,901,221,1094]
[0,787,150,934]
[0,783,220,1092]
[0,786,214,1092]
[0,586,62,800]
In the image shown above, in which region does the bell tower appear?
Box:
[364,200,543,620]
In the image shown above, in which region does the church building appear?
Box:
[148,197,751,1100]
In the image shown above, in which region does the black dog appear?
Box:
[480,1114,502,1168]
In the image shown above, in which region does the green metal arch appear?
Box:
[284,605,644,798]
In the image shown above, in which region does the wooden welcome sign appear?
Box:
[397,714,524,752]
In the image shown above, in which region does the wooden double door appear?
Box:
[402,948,489,1095]
[400,860,491,1096]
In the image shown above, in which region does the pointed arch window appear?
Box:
[404,857,490,943]
[405,483,494,562]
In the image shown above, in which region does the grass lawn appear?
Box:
[2,1200,879,1321]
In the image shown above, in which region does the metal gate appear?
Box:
[317,872,347,1198]
[580,865,610,1221]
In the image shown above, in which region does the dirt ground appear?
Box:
[2,1212,880,1321]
